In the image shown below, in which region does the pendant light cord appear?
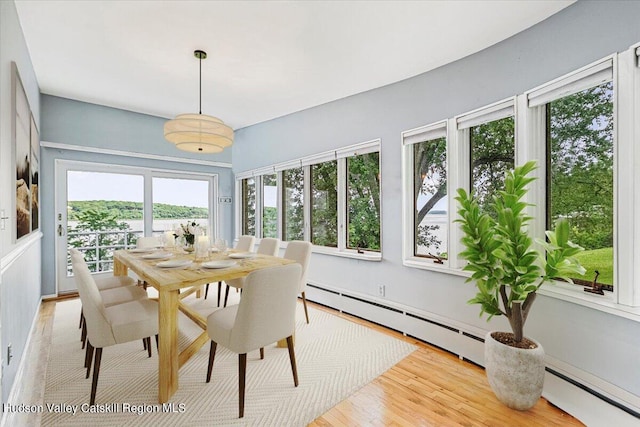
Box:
[198,53,202,115]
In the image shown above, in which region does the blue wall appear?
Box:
[0,0,43,403]
[233,0,640,406]
[39,95,236,296]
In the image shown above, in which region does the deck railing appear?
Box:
[66,228,143,275]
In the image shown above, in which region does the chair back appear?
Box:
[70,251,116,347]
[283,241,312,293]
[257,238,280,256]
[136,236,160,248]
[236,235,255,252]
[229,263,302,353]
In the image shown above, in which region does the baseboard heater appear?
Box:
[305,282,640,421]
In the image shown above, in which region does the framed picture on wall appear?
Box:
[30,115,40,231]
[13,62,34,241]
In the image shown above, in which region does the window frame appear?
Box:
[235,139,382,261]
[399,49,640,317]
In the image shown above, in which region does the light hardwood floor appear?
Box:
[10,297,583,426]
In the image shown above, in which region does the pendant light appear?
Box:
[164,50,233,153]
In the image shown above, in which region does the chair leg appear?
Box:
[90,348,103,405]
[204,283,210,299]
[81,321,87,348]
[85,341,94,375]
[224,285,230,307]
[79,309,84,329]
[217,282,222,307]
[145,337,152,358]
[301,292,310,324]
[143,338,147,351]
[286,336,299,387]
[239,353,247,418]
[155,334,159,351]
[259,347,264,360]
[206,341,217,383]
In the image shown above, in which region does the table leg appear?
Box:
[158,289,179,403]
[113,258,128,276]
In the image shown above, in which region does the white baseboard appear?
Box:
[305,281,640,426]
[0,297,43,427]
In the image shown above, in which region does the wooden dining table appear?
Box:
[113,248,295,403]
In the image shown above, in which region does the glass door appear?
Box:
[56,164,144,293]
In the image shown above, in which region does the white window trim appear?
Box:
[400,49,640,318]
[235,139,382,261]
[401,120,456,271]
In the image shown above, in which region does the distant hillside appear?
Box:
[67,200,208,220]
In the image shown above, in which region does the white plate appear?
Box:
[156,259,192,268]
[229,252,255,259]
[201,260,237,269]
[130,247,155,253]
[142,252,173,260]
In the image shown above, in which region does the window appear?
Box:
[470,116,515,214]
[236,140,381,259]
[241,177,256,236]
[402,121,452,269]
[413,137,447,260]
[261,173,277,238]
[152,177,210,234]
[311,160,338,247]
[347,152,381,251]
[282,167,304,241]
[546,82,614,289]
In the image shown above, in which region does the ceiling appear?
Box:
[15,1,573,131]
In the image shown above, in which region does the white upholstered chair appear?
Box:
[136,236,161,248]
[205,235,257,305]
[70,249,146,347]
[205,263,302,418]
[72,257,158,405]
[283,241,313,324]
[222,238,280,306]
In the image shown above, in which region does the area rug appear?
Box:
[41,292,416,426]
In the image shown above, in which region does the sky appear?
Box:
[67,171,209,208]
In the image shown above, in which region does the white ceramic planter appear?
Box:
[484,331,545,410]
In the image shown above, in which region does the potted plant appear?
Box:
[455,161,585,410]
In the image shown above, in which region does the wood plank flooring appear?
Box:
[308,303,584,427]
[11,298,583,426]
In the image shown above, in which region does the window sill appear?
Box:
[311,245,382,261]
[403,257,470,277]
[538,282,640,323]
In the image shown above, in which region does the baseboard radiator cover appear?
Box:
[305,282,640,425]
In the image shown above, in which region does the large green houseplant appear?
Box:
[455,161,585,409]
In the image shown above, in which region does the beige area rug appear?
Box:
[41,291,416,426]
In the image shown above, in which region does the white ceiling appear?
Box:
[15,0,573,130]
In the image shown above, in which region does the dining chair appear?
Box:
[205,263,302,418]
[70,249,143,345]
[283,241,313,324]
[205,235,257,305]
[221,238,281,307]
[72,258,158,405]
[136,236,161,248]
